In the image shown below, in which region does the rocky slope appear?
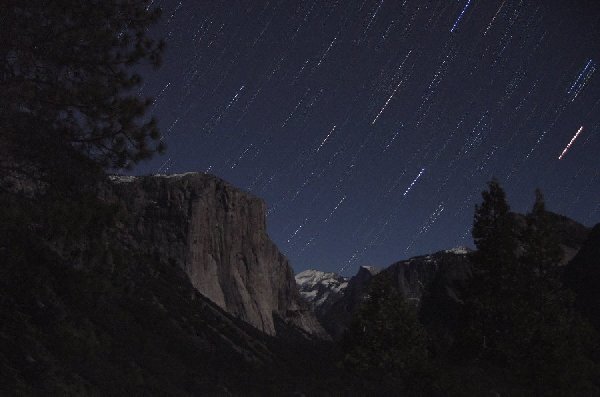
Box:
[108,173,326,337]
[316,265,380,339]
[384,247,472,304]
[384,247,473,345]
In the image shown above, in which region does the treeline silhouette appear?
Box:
[342,180,600,395]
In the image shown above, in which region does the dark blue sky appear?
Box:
[134,0,600,275]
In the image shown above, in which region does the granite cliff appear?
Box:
[108,173,326,337]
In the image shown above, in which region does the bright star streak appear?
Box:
[568,60,593,94]
[372,50,412,125]
[223,84,245,113]
[483,0,506,36]
[403,168,425,196]
[287,224,303,243]
[364,0,385,36]
[316,125,336,152]
[372,79,404,125]
[324,195,346,223]
[558,126,584,160]
[571,64,596,102]
[316,36,337,68]
[450,0,472,33]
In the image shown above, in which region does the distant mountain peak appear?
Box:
[295,269,348,309]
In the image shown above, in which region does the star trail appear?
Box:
[135,0,600,275]
[558,126,584,160]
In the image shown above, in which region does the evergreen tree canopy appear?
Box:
[342,273,428,380]
[471,178,519,271]
[1,0,165,196]
[461,180,520,359]
[522,189,563,277]
[458,180,599,395]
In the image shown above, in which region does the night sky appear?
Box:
[133,0,600,275]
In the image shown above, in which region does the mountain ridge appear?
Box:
[296,209,591,341]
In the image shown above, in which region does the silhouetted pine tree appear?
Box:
[1,0,165,238]
[341,273,428,383]
[521,189,563,277]
[460,179,520,361]
[515,189,598,394]
[457,182,599,395]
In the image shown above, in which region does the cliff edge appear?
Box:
[109,173,326,337]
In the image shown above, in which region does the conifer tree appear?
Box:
[521,189,563,277]
[458,183,599,394]
[0,1,165,237]
[517,190,598,394]
[460,179,520,360]
[342,273,428,380]
[1,0,165,196]
[471,179,519,272]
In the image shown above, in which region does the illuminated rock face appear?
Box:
[110,173,327,337]
[295,270,349,314]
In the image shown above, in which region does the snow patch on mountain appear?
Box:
[444,246,471,255]
[110,173,206,184]
[295,270,348,309]
[109,175,137,183]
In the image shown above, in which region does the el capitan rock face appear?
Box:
[109,173,326,337]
